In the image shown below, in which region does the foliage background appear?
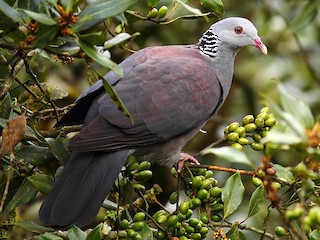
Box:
[0,0,319,239]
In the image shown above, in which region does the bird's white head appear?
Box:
[210,17,267,55]
[199,17,267,58]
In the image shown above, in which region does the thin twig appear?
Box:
[0,153,14,212]
[24,58,60,121]
[187,163,255,176]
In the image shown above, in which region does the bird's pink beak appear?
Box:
[254,38,268,55]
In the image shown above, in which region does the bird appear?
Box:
[39,17,267,228]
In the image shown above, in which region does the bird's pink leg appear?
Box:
[177,153,200,173]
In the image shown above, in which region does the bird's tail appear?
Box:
[39,150,129,228]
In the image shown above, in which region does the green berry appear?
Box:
[147,8,158,18]
[293,162,308,177]
[227,132,239,142]
[271,182,281,191]
[190,198,202,209]
[188,218,200,227]
[200,212,209,224]
[157,215,168,224]
[237,137,249,145]
[242,115,254,125]
[179,202,190,215]
[228,122,240,132]
[167,215,179,227]
[196,168,207,176]
[254,117,265,128]
[133,183,146,192]
[132,221,144,231]
[252,177,263,187]
[127,229,137,238]
[127,162,139,172]
[133,212,145,222]
[210,203,223,211]
[179,236,188,240]
[119,219,129,229]
[257,112,268,120]
[197,189,209,200]
[210,214,222,222]
[169,192,178,204]
[135,170,152,181]
[210,187,222,197]
[275,226,286,236]
[251,142,264,151]
[253,133,262,142]
[170,167,178,177]
[186,209,193,219]
[192,176,203,189]
[134,233,142,240]
[185,225,195,234]
[244,123,257,133]
[257,169,266,178]
[234,126,246,135]
[190,233,202,240]
[204,170,214,178]
[308,206,320,224]
[260,107,270,113]
[115,24,123,34]
[153,210,166,219]
[265,117,277,127]
[138,161,151,171]
[158,6,168,18]
[200,179,212,189]
[199,226,209,236]
[231,142,243,150]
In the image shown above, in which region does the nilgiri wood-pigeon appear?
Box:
[39,17,267,228]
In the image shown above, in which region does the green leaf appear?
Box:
[67,226,87,240]
[80,31,105,45]
[309,230,320,240]
[199,0,224,14]
[35,24,60,48]
[290,1,318,32]
[226,224,248,240]
[46,136,70,165]
[60,0,73,14]
[77,39,123,77]
[265,96,307,142]
[16,145,51,166]
[15,221,54,233]
[0,0,23,23]
[72,0,136,32]
[222,172,245,218]
[201,146,254,168]
[3,179,38,213]
[261,124,303,145]
[247,185,264,218]
[278,84,314,130]
[140,223,153,240]
[27,174,53,194]
[104,32,139,49]
[176,0,209,20]
[273,164,294,184]
[0,93,11,119]
[147,0,159,7]
[35,232,64,240]
[23,10,57,25]
[86,223,102,240]
[101,76,134,124]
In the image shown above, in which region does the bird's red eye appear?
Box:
[234,26,243,34]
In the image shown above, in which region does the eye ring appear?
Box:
[234,26,243,34]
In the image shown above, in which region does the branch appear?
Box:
[187,164,255,176]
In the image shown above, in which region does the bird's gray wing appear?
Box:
[68,45,224,152]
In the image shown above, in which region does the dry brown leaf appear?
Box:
[0,114,27,156]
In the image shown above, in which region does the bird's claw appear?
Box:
[177,153,200,173]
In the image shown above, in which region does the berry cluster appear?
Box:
[224,107,277,151]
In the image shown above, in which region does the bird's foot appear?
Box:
[177,153,200,173]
